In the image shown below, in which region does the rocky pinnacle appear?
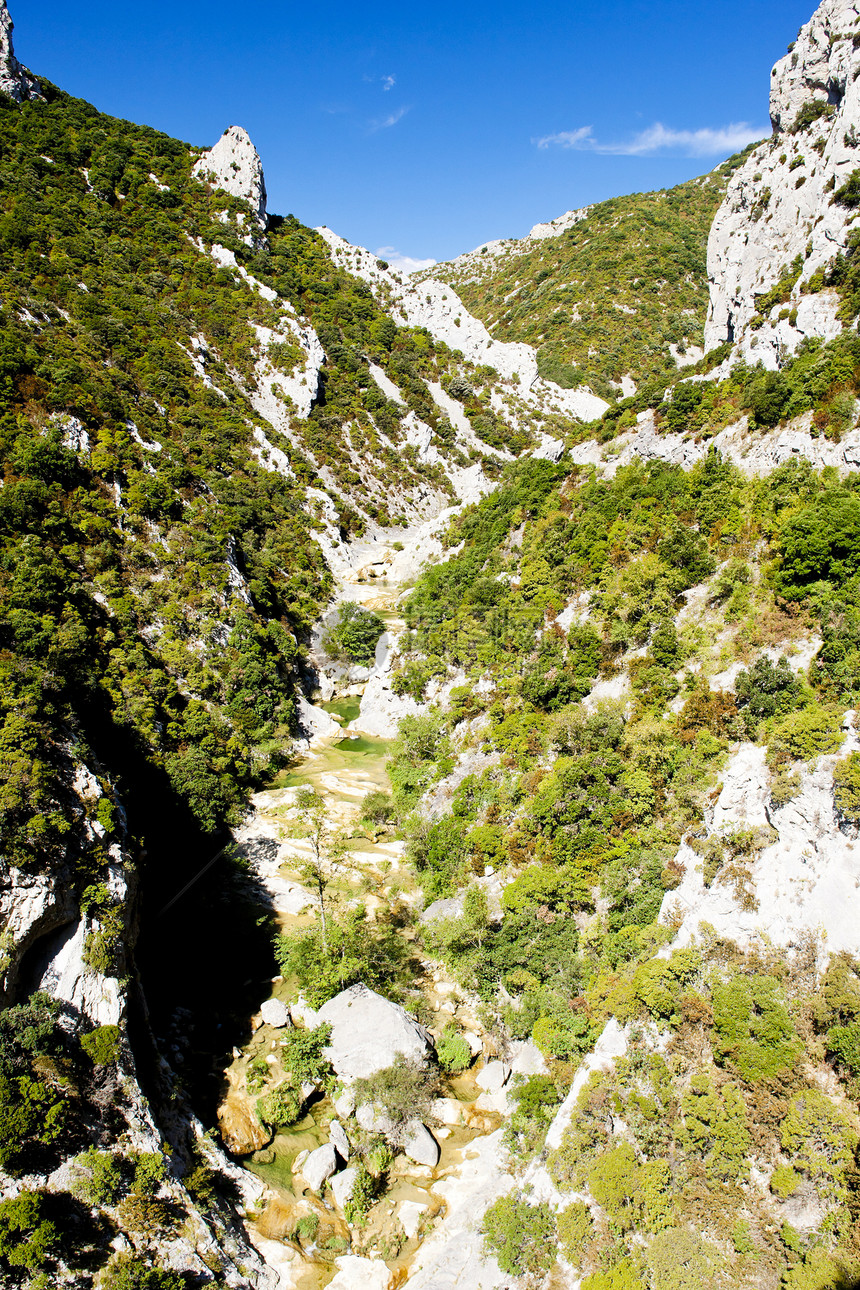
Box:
[191,124,268,237]
[0,0,39,103]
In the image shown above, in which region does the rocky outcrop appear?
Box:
[402,1121,440,1167]
[0,0,39,103]
[571,408,860,479]
[314,983,434,1080]
[192,126,267,238]
[705,0,860,367]
[659,719,860,959]
[316,227,608,423]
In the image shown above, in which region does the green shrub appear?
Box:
[0,1191,59,1273]
[557,1200,592,1262]
[80,1024,120,1066]
[712,974,802,1082]
[770,1164,801,1198]
[768,704,843,765]
[582,1260,644,1290]
[833,750,860,821]
[435,1028,472,1073]
[353,1055,440,1138]
[257,1084,303,1130]
[481,1195,557,1278]
[73,1148,125,1207]
[781,1088,858,1197]
[734,655,800,734]
[99,1252,186,1290]
[342,1164,379,1224]
[325,601,385,665]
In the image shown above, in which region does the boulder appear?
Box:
[398,1199,428,1240]
[300,1143,338,1192]
[355,1102,394,1135]
[330,1119,350,1161]
[330,1165,360,1209]
[261,998,290,1028]
[327,1256,393,1290]
[402,1121,440,1168]
[316,983,432,1080]
[333,1085,356,1119]
[430,1096,464,1127]
[476,1060,510,1094]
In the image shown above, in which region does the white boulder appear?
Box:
[260,999,290,1028]
[402,1121,440,1168]
[316,983,433,1080]
[330,1165,360,1209]
[475,1060,510,1094]
[300,1143,338,1192]
[330,1119,350,1161]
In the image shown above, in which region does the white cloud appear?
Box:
[376,245,437,275]
[382,74,396,92]
[369,104,410,132]
[534,121,767,158]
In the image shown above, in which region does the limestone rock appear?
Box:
[330,1119,350,1161]
[333,1085,356,1119]
[355,1102,395,1135]
[475,1060,509,1094]
[260,999,290,1028]
[705,0,860,368]
[398,1199,428,1240]
[316,983,433,1080]
[316,226,608,424]
[192,126,267,235]
[330,1165,359,1209]
[431,1096,464,1126]
[327,1256,393,1290]
[0,1,39,103]
[300,1143,338,1192]
[402,1121,440,1167]
[218,1096,272,1156]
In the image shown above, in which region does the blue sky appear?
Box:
[16,0,814,267]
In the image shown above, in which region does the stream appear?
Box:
[217,530,518,1289]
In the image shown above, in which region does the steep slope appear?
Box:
[424,166,744,401]
[706,0,860,367]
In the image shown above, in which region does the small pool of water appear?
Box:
[333,734,387,755]
[321,697,362,725]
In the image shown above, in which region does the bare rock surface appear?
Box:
[706,0,860,367]
[192,126,267,232]
[330,1164,359,1208]
[329,1119,350,1160]
[0,0,39,102]
[260,999,290,1028]
[328,1256,393,1290]
[660,721,860,959]
[402,1121,440,1167]
[316,983,433,1080]
[300,1142,338,1192]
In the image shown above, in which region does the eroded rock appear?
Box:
[300,1143,338,1192]
[316,983,433,1080]
[402,1121,440,1168]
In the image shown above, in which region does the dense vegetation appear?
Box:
[374,444,860,1286]
[427,158,750,401]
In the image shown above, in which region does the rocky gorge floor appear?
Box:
[216,519,543,1290]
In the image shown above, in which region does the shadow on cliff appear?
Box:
[81,698,279,1129]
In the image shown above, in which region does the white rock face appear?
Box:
[660,722,860,960]
[573,408,860,480]
[475,1060,510,1094]
[328,1256,393,1290]
[300,1142,338,1192]
[705,0,860,366]
[316,226,608,423]
[0,870,76,1000]
[36,915,123,1028]
[0,0,39,102]
[192,126,267,232]
[316,983,433,1080]
[400,1128,512,1290]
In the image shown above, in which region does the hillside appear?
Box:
[423,164,747,401]
[5,0,860,1288]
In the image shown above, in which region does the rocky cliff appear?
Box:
[0,0,38,102]
[706,0,860,366]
